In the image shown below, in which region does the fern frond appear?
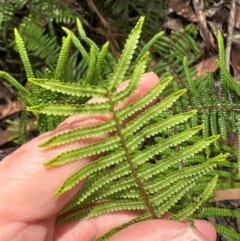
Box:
[19,18,60,68]
[95,178,194,241]
[115,159,220,201]
[6,15,237,239]
[40,109,196,150]
[183,56,199,107]
[58,199,146,223]
[40,81,170,145]
[217,32,229,104]
[46,134,122,168]
[0,1,15,26]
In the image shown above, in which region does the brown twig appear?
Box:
[226,0,236,71]
[192,0,215,50]
[87,0,109,29]
[86,0,121,58]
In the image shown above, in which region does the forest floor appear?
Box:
[1,1,240,240]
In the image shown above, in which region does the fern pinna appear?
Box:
[161,29,240,239]
[22,17,227,240]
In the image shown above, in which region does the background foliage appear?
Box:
[0,0,203,138]
[1,1,240,240]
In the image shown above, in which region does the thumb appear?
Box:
[0,72,159,223]
[110,219,217,241]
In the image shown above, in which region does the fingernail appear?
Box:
[171,228,209,241]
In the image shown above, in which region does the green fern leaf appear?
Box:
[19,19,60,68]
[28,78,107,98]
[27,102,111,116]
[112,52,149,105]
[215,224,240,240]
[76,18,98,50]
[217,30,225,63]
[44,106,197,169]
[96,41,110,78]
[14,28,34,78]
[58,200,146,223]
[93,181,196,241]
[95,213,151,241]
[45,134,122,167]
[53,112,199,201]
[54,34,71,80]
[198,207,240,219]
[172,175,218,221]
[85,45,97,84]
[107,16,144,90]
[39,120,115,147]
[217,59,240,96]
[62,26,90,64]
[135,31,164,63]
[0,71,31,104]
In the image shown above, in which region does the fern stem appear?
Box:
[106,89,158,219]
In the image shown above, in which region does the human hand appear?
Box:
[0,72,217,241]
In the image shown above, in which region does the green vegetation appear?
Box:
[1,1,240,240]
